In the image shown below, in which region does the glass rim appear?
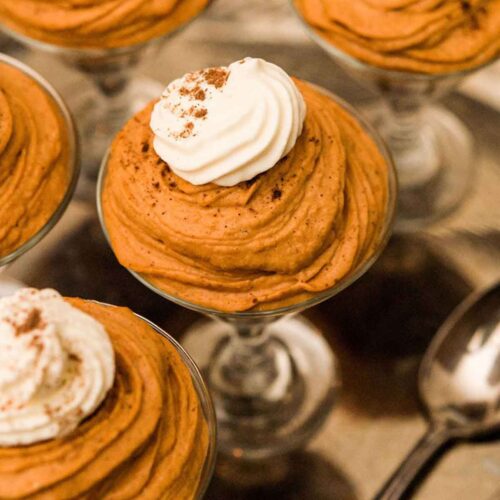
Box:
[0,53,80,268]
[97,83,397,320]
[0,0,214,56]
[289,0,499,80]
[88,299,217,498]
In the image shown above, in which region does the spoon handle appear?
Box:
[374,426,449,500]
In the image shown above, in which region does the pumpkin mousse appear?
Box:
[0,288,209,499]
[102,58,390,312]
[0,0,209,49]
[0,60,71,260]
[295,0,500,74]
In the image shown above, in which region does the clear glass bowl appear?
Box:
[0,297,216,497]
[0,2,212,179]
[130,308,217,498]
[290,0,499,231]
[0,54,79,271]
[97,85,397,460]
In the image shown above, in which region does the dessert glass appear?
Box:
[0,54,79,286]
[127,308,217,498]
[290,1,497,231]
[0,5,210,177]
[97,87,397,460]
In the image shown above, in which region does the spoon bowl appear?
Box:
[376,282,500,500]
[421,283,500,437]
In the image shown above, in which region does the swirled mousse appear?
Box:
[0,61,70,259]
[0,289,209,499]
[102,58,390,312]
[295,0,500,74]
[0,0,209,49]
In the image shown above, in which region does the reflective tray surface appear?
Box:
[2,2,500,498]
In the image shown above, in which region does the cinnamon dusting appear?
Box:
[15,308,45,336]
[163,66,231,141]
[202,67,229,88]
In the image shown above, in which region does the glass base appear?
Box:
[182,315,339,460]
[65,76,163,182]
[364,104,474,232]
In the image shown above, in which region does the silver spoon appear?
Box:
[376,282,500,500]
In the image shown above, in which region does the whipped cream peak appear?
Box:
[150,57,306,186]
[0,289,115,447]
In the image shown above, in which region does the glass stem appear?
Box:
[71,46,148,129]
[383,95,439,187]
[208,318,294,412]
[88,67,134,126]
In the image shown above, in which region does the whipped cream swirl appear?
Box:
[0,289,115,447]
[150,57,306,186]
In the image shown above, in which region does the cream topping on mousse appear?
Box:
[150,57,307,186]
[0,289,115,447]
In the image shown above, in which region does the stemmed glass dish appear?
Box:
[0,294,216,497]
[0,3,210,177]
[291,1,498,231]
[129,309,217,498]
[0,54,79,278]
[97,86,397,460]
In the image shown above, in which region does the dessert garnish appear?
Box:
[0,289,114,446]
[150,57,306,186]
